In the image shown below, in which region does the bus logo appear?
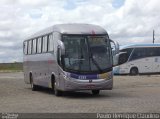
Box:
[79,76,86,79]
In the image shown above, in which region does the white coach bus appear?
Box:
[23,24,121,96]
[114,44,160,75]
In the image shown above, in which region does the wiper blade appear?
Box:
[90,54,103,72]
[87,38,103,73]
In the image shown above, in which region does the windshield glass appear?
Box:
[62,35,112,74]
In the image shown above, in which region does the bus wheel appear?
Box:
[54,82,63,96]
[130,67,139,76]
[30,74,38,91]
[52,79,63,96]
[92,90,100,95]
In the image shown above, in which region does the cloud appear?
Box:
[0,0,160,62]
[109,0,160,44]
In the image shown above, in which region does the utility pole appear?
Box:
[153,30,155,44]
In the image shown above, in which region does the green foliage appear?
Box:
[0,62,23,72]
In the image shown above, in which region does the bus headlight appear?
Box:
[99,72,113,80]
[63,74,71,80]
[107,73,113,80]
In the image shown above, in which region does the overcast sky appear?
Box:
[0,0,160,63]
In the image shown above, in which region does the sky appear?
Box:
[0,0,160,62]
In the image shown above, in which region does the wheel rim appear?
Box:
[54,83,58,95]
[31,82,33,88]
[131,69,138,75]
[54,82,57,94]
[30,76,33,89]
[54,82,62,96]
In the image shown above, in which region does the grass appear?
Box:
[0,62,23,72]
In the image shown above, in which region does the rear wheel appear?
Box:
[92,90,100,95]
[130,67,139,75]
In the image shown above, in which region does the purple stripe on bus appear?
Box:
[70,73,98,79]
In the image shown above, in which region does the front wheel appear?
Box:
[130,67,139,75]
[52,79,63,96]
[92,90,100,95]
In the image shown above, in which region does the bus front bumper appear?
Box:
[63,78,113,91]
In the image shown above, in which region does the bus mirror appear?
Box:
[113,54,119,66]
[57,47,61,65]
[113,52,128,66]
[110,39,120,66]
[110,39,119,55]
[118,52,128,65]
[57,40,65,55]
[57,47,65,68]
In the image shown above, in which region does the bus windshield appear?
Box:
[62,35,112,74]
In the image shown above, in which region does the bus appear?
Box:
[113,44,160,75]
[23,23,120,96]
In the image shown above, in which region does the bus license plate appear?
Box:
[86,85,95,89]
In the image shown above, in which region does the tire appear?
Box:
[30,74,38,91]
[54,82,63,96]
[51,76,63,96]
[92,90,100,95]
[130,67,139,76]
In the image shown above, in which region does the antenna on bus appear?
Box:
[153,30,155,44]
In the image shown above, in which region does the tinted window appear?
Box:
[37,37,42,53]
[119,53,128,65]
[146,47,160,57]
[120,48,133,61]
[155,47,160,56]
[130,48,146,61]
[62,36,112,73]
[48,34,54,51]
[23,41,28,55]
[42,36,48,52]
[32,39,37,54]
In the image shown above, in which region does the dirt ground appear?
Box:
[0,72,160,113]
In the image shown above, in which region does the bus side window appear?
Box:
[42,35,48,53]
[28,40,32,55]
[37,37,42,53]
[119,53,128,65]
[121,48,133,61]
[152,47,160,56]
[48,34,54,52]
[24,41,28,55]
[130,48,146,61]
[32,39,37,54]
[157,48,160,56]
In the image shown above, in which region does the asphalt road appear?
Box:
[0,72,160,113]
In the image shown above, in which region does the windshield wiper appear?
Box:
[89,53,103,73]
[86,38,103,73]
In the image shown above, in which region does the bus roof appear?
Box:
[120,43,160,50]
[26,24,108,40]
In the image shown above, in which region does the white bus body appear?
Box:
[114,44,160,75]
[23,24,120,96]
